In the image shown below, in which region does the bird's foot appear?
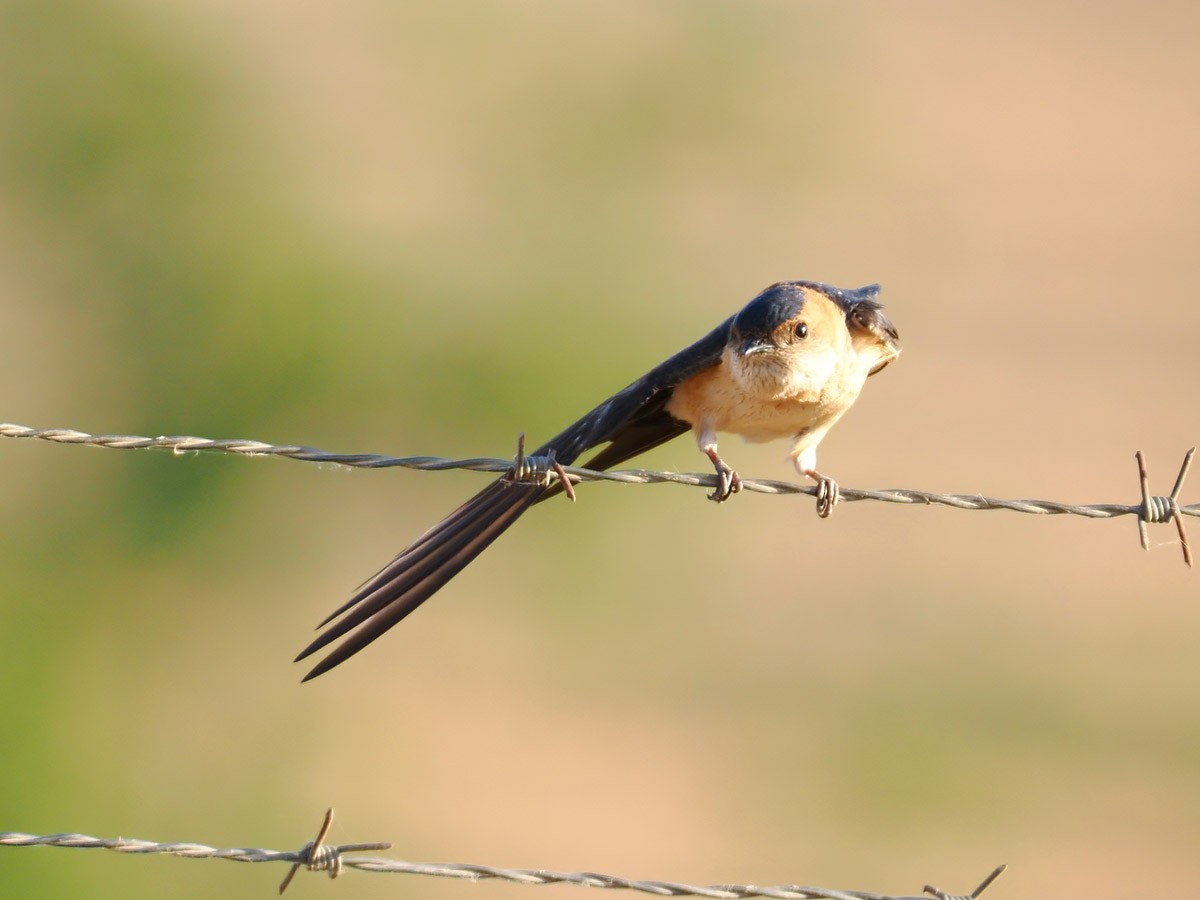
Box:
[813,475,839,518]
[706,449,742,502]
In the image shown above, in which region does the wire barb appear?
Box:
[2,421,1196,566]
[278,807,391,894]
[505,433,576,501]
[1135,448,1194,567]
[923,864,1006,900]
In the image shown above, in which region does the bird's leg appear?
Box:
[699,426,741,502]
[792,445,838,518]
[706,447,743,502]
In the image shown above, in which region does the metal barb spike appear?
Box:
[924,864,1007,900]
[279,809,391,894]
[1135,449,1194,568]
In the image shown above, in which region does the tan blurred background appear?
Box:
[2,1,1198,897]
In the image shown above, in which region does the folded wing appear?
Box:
[296,319,731,680]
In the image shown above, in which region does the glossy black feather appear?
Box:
[297,320,730,679]
[529,320,729,463]
[298,480,543,680]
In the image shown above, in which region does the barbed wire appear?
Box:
[0,809,1007,899]
[1,421,1194,565]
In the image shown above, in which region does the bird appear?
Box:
[296,280,900,680]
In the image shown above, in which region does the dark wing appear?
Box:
[534,318,730,468]
[295,318,731,680]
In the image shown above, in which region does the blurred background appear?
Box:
[2,1,1198,897]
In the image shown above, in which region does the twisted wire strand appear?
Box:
[2,421,1195,521]
[0,826,1003,900]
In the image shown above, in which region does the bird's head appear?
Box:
[727,281,900,398]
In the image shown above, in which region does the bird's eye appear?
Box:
[794,321,808,339]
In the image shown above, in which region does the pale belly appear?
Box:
[665,366,855,444]
[711,395,839,443]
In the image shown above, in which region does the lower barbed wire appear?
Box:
[0,812,1007,900]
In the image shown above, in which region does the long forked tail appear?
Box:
[295,477,547,680]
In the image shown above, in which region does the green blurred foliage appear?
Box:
[0,0,360,553]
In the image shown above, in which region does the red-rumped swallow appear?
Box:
[297,280,899,679]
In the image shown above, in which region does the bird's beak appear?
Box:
[869,340,901,375]
[738,336,775,357]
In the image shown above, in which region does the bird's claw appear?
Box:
[707,455,742,503]
[815,476,839,518]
